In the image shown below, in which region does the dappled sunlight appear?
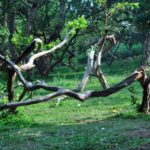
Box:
[0,0,150,149]
[0,112,150,150]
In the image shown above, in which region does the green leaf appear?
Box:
[66,16,88,31]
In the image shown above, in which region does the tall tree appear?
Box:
[134,0,150,67]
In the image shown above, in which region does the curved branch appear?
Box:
[0,61,144,110]
[20,32,72,71]
[15,38,42,64]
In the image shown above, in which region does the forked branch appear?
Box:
[0,55,144,111]
[20,31,72,71]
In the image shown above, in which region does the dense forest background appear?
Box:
[0,0,149,78]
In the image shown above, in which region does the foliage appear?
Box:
[11,32,33,49]
[0,1,150,148]
[0,26,9,37]
[96,0,106,6]
[110,2,139,16]
[0,26,9,51]
[66,16,88,36]
[43,39,61,50]
[42,16,87,50]
[128,86,140,110]
[0,0,146,77]
[134,0,150,32]
[1,57,150,149]
[67,16,88,30]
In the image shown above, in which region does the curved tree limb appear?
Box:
[20,31,72,71]
[0,69,143,110]
[6,38,42,105]
[0,55,144,111]
[76,34,116,92]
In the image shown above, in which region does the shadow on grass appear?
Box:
[0,112,150,150]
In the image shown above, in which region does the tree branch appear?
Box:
[20,31,72,71]
[0,55,144,110]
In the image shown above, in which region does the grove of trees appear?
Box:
[0,0,150,114]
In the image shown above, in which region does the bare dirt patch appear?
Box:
[126,127,150,138]
[127,127,150,150]
[130,144,150,150]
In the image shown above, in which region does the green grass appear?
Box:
[0,56,150,150]
[116,43,142,58]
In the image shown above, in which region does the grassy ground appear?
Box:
[0,56,150,150]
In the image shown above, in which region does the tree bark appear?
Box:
[24,0,41,35]
[6,0,16,106]
[60,0,65,24]
[142,32,150,67]
[0,59,145,111]
[6,1,17,60]
[75,50,95,92]
[139,78,150,113]
[96,68,109,89]
[6,40,37,112]
[1,54,150,114]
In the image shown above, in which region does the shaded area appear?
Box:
[0,55,149,150]
[0,114,150,150]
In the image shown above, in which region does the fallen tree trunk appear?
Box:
[0,55,149,113]
[1,30,74,113]
[0,68,145,110]
[0,31,150,114]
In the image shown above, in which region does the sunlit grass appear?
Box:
[0,56,150,150]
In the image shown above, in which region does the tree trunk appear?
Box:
[75,50,95,92]
[25,0,41,35]
[96,69,109,89]
[6,0,16,110]
[6,1,17,60]
[139,78,150,113]
[142,32,150,67]
[60,0,65,24]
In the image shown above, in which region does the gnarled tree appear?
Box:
[1,1,150,115]
[0,34,150,114]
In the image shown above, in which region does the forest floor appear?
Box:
[0,56,150,150]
